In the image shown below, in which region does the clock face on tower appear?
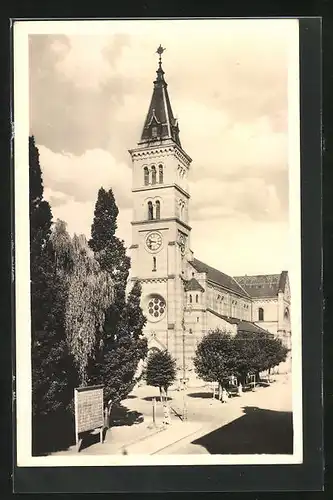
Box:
[145,231,163,252]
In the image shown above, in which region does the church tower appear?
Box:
[129,46,192,367]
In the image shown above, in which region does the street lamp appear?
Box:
[181,303,192,421]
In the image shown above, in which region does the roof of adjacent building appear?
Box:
[139,59,181,147]
[191,258,249,297]
[208,310,273,336]
[233,271,288,298]
[184,277,205,292]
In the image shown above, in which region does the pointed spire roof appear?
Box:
[139,45,181,147]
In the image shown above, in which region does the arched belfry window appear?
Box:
[155,200,160,220]
[144,167,149,186]
[258,307,264,321]
[196,294,199,303]
[148,201,153,220]
[152,256,157,272]
[159,164,163,183]
[189,294,193,303]
[151,166,156,185]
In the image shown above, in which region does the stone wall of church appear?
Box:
[252,298,279,335]
[205,285,251,321]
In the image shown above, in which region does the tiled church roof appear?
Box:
[233,271,288,298]
[184,277,205,292]
[191,258,249,297]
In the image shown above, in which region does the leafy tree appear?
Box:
[232,330,262,386]
[63,233,114,385]
[30,135,53,341]
[257,334,289,375]
[145,350,177,401]
[89,188,147,423]
[89,187,130,285]
[29,137,79,453]
[233,331,289,385]
[193,329,236,390]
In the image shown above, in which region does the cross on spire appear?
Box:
[156,44,166,65]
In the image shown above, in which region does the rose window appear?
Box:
[147,295,166,319]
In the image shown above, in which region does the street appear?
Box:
[51,373,292,456]
[155,374,292,455]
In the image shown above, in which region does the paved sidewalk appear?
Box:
[51,373,291,456]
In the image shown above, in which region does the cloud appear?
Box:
[53,34,130,90]
[189,176,283,223]
[28,19,297,273]
[38,145,132,209]
[191,215,290,276]
[29,34,136,156]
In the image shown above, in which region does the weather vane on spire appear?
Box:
[156,44,166,65]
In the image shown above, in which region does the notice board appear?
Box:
[74,385,104,435]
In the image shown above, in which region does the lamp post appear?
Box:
[181,303,192,421]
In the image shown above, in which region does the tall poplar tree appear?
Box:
[89,188,147,422]
[30,137,79,453]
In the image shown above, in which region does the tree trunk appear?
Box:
[218,383,222,401]
[237,381,243,396]
[159,386,163,403]
[268,367,272,383]
[105,402,112,429]
[255,370,260,385]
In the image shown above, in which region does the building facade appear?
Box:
[129,51,291,384]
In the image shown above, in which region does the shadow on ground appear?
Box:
[110,404,144,427]
[142,396,173,402]
[191,406,293,455]
[32,410,76,456]
[187,392,214,399]
[79,405,144,451]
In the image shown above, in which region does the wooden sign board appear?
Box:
[74,385,104,451]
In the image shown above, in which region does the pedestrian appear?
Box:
[162,403,171,425]
[221,387,229,403]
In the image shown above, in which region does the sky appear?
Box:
[28,19,299,276]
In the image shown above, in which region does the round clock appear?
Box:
[145,231,163,252]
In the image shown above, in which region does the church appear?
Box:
[128,47,291,384]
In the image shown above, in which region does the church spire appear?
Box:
[139,45,181,147]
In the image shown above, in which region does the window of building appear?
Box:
[151,165,156,184]
[152,126,158,137]
[147,295,166,320]
[144,166,149,186]
[196,294,199,303]
[152,256,156,272]
[258,307,264,321]
[189,294,192,303]
[197,317,200,322]
[158,164,163,183]
[148,201,154,220]
[155,200,160,219]
[179,201,185,219]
